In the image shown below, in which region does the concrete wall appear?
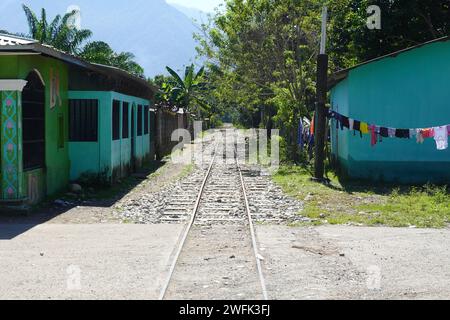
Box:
[331,39,450,183]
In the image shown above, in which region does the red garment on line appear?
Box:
[368,125,377,146]
[421,128,434,138]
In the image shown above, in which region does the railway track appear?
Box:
[159,129,268,300]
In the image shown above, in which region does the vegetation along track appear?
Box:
[159,129,268,300]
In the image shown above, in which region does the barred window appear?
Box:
[69,99,98,142]
[137,104,143,136]
[122,102,129,139]
[112,100,121,140]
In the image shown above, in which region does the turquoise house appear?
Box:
[68,64,153,182]
[329,36,450,184]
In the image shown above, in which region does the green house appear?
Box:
[0,34,155,208]
[329,36,450,184]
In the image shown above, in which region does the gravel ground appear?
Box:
[257,225,450,300]
[241,165,306,224]
[118,144,306,225]
[0,160,193,225]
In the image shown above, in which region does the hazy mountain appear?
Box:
[170,3,209,24]
[0,0,200,76]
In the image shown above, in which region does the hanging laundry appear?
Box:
[341,116,350,130]
[375,126,383,143]
[328,109,450,148]
[351,120,362,137]
[360,122,369,134]
[395,129,410,139]
[433,126,448,151]
[388,128,396,138]
[335,114,349,130]
[422,128,434,138]
[416,129,425,144]
[349,119,354,130]
[380,127,389,138]
[369,125,377,146]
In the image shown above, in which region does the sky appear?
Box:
[166,0,224,12]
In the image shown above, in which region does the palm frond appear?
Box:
[40,8,48,43]
[49,14,61,41]
[195,66,205,80]
[166,66,186,89]
[22,5,39,38]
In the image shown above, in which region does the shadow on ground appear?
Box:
[0,160,165,240]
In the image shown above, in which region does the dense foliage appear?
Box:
[192,0,449,163]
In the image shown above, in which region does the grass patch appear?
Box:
[273,166,450,228]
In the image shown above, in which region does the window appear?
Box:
[122,102,129,139]
[69,99,98,142]
[112,100,121,140]
[137,104,143,136]
[144,105,149,135]
[22,72,45,170]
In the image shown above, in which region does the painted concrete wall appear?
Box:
[331,39,450,183]
[0,55,70,203]
[69,91,150,182]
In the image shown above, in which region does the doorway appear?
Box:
[22,71,45,171]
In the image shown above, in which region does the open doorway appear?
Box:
[22,71,45,171]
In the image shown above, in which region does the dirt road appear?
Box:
[257,225,450,300]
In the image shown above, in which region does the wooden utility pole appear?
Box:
[314,6,329,181]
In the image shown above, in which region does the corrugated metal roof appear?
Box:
[328,36,450,90]
[0,33,37,45]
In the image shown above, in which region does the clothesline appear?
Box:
[327,110,450,151]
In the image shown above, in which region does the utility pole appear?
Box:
[313,6,329,181]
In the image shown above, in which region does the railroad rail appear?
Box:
[158,130,268,300]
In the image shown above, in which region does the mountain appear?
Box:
[170,3,209,24]
[0,0,200,76]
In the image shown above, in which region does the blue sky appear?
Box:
[167,0,224,12]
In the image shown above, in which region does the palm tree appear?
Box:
[166,64,208,117]
[114,52,145,77]
[80,41,145,77]
[22,5,92,54]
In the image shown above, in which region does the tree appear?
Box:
[22,5,92,55]
[328,0,450,71]
[80,41,144,77]
[165,64,208,118]
[196,0,323,162]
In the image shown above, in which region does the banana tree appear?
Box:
[166,64,209,119]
